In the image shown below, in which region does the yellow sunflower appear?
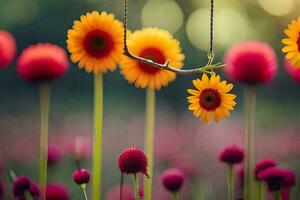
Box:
[187,74,236,124]
[120,28,185,90]
[67,11,124,73]
[282,17,300,67]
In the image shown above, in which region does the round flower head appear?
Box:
[282,17,300,67]
[12,176,31,196]
[224,41,278,84]
[255,159,277,180]
[17,43,69,81]
[187,74,237,123]
[161,168,185,193]
[283,170,296,188]
[120,28,184,90]
[218,145,244,165]
[72,169,90,185]
[46,183,69,200]
[284,59,300,84]
[67,11,123,73]
[118,147,148,176]
[48,146,61,166]
[257,167,286,191]
[0,30,16,69]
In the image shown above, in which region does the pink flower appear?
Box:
[255,159,277,180]
[0,30,16,69]
[218,145,244,165]
[48,146,61,166]
[161,168,185,193]
[257,167,286,191]
[17,43,69,81]
[72,169,90,185]
[283,170,296,188]
[224,41,278,84]
[46,183,69,200]
[284,59,300,84]
[118,147,148,176]
[12,176,31,196]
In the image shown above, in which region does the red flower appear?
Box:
[48,146,61,166]
[12,176,31,196]
[17,43,69,81]
[257,167,286,191]
[0,30,16,69]
[72,169,90,185]
[284,59,300,84]
[224,41,278,84]
[118,147,148,175]
[218,145,244,165]
[255,159,277,180]
[161,168,185,193]
[46,183,69,200]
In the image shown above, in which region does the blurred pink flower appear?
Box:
[284,59,300,84]
[48,145,61,166]
[0,30,16,69]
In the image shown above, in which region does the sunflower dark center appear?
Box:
[199,88,221,111]
[138,48,165,74]
[297,32,300,52]
[83,29,114,58]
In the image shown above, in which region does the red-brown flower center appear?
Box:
[199,89,221,111]
[83,29,114,58]
[297,32,300,52]
[138,48,165,74]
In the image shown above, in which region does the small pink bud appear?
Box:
[72,169,90,185]
[161,168,185,193]
[218,145,244,165]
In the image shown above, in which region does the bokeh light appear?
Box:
[141,0,184,34]
[257,0,295,17]
[186,7,254,51]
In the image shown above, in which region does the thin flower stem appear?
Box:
[243,86,256,200]
[92,73,103,200]
[227,165,234,200]
[24,191,34,200]
[82,188,89,200]
[273,191,281,200]
[257,181,265,200]
[133,174,140,200]
[144,87,155,200]
[39,82,51,200]
[122,0,223,75]
[172,192,178,200]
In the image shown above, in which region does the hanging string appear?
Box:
[122,0,222,75]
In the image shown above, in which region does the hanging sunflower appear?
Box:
[67,11,124,73]
[282,17,300,67]
[187,74,236,123]
[120,28,185,90]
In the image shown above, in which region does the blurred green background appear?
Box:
[0,0,300,199]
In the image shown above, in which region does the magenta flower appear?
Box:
[224,41,278,84]
[48,146,61,166]
[284,59,300,84]
[257,167,286,191]
[46,183,69,200]
[72,169,90,185]
[17,43,69,81]
[0,30,16,69]
[255,159,277,180]
[118,147,148,176]
[12,176,31,196]
[218,145,244,165]
[161,168,185,193]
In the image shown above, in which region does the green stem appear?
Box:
[243,86,256,200]
[39,82,51,200]
[82,188,88,200]
[144,87,155,200]
[172,192,178,200]
[133,174,140,200]
[227,165,234,200]
[92,73,103,200]
[24,191,33,200]
[273,191,281,200]
[257,181,265,200]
